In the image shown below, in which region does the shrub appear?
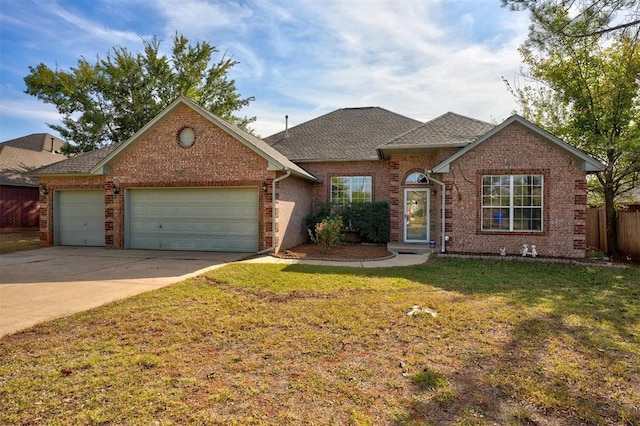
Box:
[305,202,390,244]
[343,202,390,243]
[308,216,343,251]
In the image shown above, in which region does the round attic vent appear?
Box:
[178,127,195,147]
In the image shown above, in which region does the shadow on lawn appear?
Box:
[282,260,640,424]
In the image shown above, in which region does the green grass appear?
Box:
[1,259,638,425]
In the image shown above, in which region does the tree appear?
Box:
[502,0,640,39]
[24,34,254,155]
[505,17,640,256]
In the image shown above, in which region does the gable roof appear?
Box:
[431,115,605,173]
[1,133,66,153]
[264,107,422,162]
[0,135,67,186]
[90,96,316,181]
[378,112,495,156]
[31,97,317,182]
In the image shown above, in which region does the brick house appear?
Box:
[31,96,603,258]
[0,134,66,227]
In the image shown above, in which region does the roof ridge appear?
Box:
[266,107,419,142]
[428,111,494,127]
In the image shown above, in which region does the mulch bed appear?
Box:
[275,243,392,261]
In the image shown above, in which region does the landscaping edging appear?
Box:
[436,253,630,269]
[273,252,396,262]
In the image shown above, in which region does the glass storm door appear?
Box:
[404,189,430,243]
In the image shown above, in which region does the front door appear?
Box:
[404,189,429,243]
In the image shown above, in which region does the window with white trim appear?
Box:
[331,176,372,204]
[482,175,543,231]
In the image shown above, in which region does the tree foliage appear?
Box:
[505,3,640,255]
[24,34,254,155]
[502,0,640,39]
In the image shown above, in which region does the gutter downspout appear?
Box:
[425,171,446,253]
[256,168,291,254]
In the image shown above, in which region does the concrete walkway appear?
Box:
[243,252,430,268]
[0,247,429,338]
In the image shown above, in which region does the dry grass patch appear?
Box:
[0,227,39,254]
[0,259,638,425]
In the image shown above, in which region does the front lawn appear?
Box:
[1,259,638,425]
[0,227,39,254]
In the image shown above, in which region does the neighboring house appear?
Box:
[30,96,604,258]
[618,186,640,212]
[0,134,66,227]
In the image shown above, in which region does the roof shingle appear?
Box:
[1,133,66,153]
[29,145,118,176]
[264,107,422,162]
[0,134,67,186]
[381,112,495,149]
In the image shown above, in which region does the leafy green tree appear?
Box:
[505,6,640,255]
[502,0,640,39]
[24,34,254,155]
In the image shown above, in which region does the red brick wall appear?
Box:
[37,176,106,246]
[387,151,456,246]
[300,160,391,209]
[106,105,276,250]
[299,156,455,246]
[443,122,588,258]
[275,174,314,252]
[0,185,39,227]
[37,104,281,251]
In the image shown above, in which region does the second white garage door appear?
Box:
[127,187,259,252]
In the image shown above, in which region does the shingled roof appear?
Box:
[380,112,495,150]
[0,133,67,186]
[1,133,66,153]
[264,107,422,162]
[29,144,118,176]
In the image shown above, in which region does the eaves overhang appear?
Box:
[432,115,606,173]
[90,96,318,182]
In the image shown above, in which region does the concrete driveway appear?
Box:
[0,247,249,337]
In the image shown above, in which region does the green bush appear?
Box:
[304,202,390,244]
[343,202,390,243]
[308,215,343,250]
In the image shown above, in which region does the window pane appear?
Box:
[331,176,371,203]
[481,174,543,231]
[482,208,510,230]
[331,177,349,204]
[406,172,429,184]
[354,176,372,202]
[513,207,542,231]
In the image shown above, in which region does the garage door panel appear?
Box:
[57,190,106,247]
[128,188,258,252]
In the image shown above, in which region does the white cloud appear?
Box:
[238,0,530,133]
[0,0,534,140]
[32,0,144,47]
[147,0,254,39]
[0,98,60,122]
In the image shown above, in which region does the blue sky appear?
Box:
[0,0,531,142]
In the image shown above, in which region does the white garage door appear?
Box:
[127,187,259,252]
[57,190,106,246]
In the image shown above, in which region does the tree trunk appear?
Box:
[604,183,618,257]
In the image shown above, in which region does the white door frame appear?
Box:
[403,188,430,243]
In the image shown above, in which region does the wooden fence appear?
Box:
[586,208,640,261]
